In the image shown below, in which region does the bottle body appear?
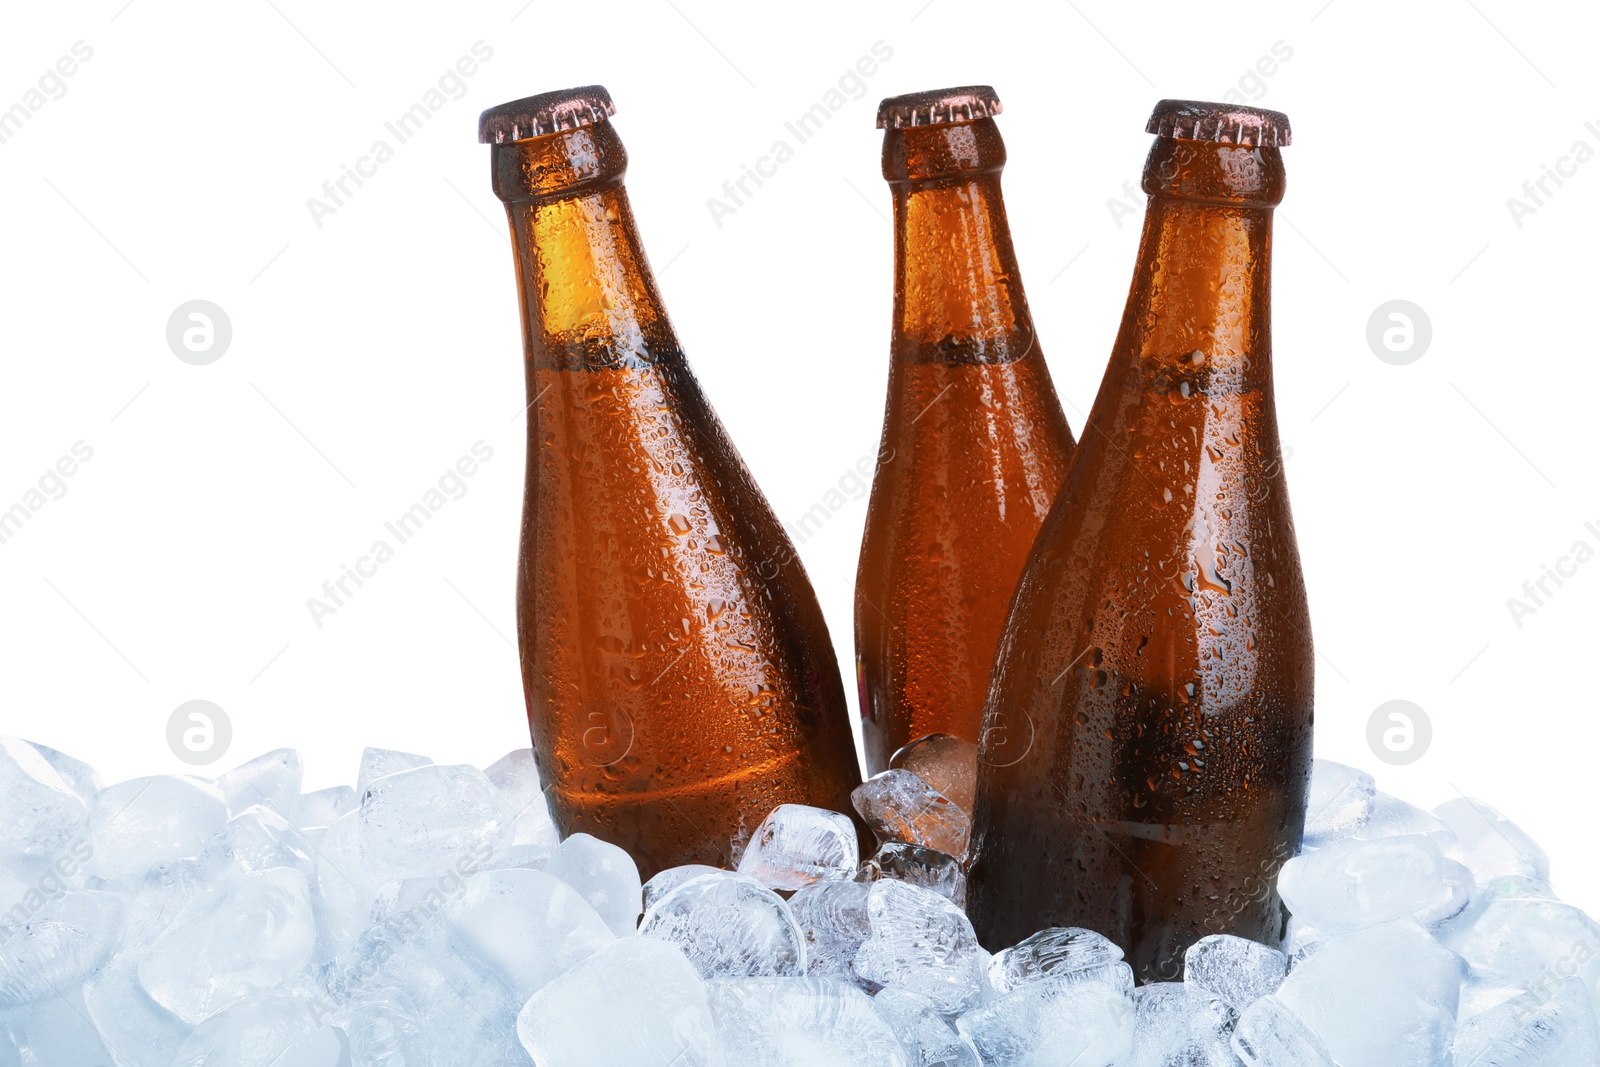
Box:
[856,110,1075,773]
[492,105,863,879]
[967,129,1313,981]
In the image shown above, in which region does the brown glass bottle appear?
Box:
[480,87,863,879]
[855,87,1076,774]
[966,101,1313,981]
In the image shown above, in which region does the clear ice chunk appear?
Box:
[542,831,642,937]
[86,775,229,883]
[787,878,872,980]
[1273,919,1465,1067]
[1231,994,1336,1067]
[355,746,432,794]
[639,870,806,979]
[1444,896,1600,995]
[169,995,343,1067]
[204,804,316,877]
[444,867,614,999]
[308,809,374,965]
[889,733,979,813]
[483,748,560,850]
[987,926,1132,995]
[1277,833,1473,933]
[872,987,979,1067]
[1452,975,1600,1066]
[1300,758,1375,849]
[357,764,515,886]
[83,950,189,1067]
[708,976,909,1065]
[735,804,858,890]
[27,739,103,805]
[852,769,970,859]
[216,748,302,819]
[854,879,984,1015]
[1435,796,1552,885]
[956,974,1135,1066]
[516,936,726,1067]
[1351,791,1457,851]
[1182,933,1286,1013]
[0,889,124,1009]
[288,785,355,830]
[643,863,725,914]
[0,735,88,860]
[1129,982,1235,1067]
[856,841,967,907]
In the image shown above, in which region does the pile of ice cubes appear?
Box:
[1,729,1594,1066]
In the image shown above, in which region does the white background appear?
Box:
[1,2,1594,912]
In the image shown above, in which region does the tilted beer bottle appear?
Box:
[967,101,1313,981]
[856,87,1076,774]
[480,87,863,879]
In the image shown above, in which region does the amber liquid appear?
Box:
[499,121,862,879]
[966,138,1313,981]
[856,118,1074,773]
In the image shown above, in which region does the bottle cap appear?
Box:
[479,86,615,144]
[877,86,1002,129]
[1145,99,1291,148]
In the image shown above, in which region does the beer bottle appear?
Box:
[855,86,1076,774]
[966,100,1313,981]
[480,87,863,879]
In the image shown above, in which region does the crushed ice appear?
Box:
[0,733,1594,1065]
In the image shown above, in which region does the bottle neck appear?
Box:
[1118,138,1284,388]
[493,122,679,369]
[884,119,1032,364]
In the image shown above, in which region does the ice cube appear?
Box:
[216,748,302,819]
[27,740,103,805]
[1273,919,1465,1067]
[707,976,908,1065]
[1277,834,1473,933]
[643,864,724,913]
[357,764,515,886]
[1182,933,1286,1013]
[872,987,979,1067]
[1452,974,1600,1065]
[1231,994,1336,1067]
[483,747,560,850]
[204,804,316,877]
[83,950,190,1067]
[854,879,984,1015]
[852,769,970,859]
[1300,759,1375,849]
[1351,791,1457,851]
[735,804,858,890]
[1,988,117,1065]
[444,867,613,999]
[86,775,229,883]
[987,926,1132,995]
[140,868,317,1023]
[1444,896,1600,997]
[956,974,1135,1066]
[889,733,979,813]
[356,746,431,794]
[339,998,429,1067]
[1130,982,1235,1066]
[516,936,726,1067]
[289,786,355,831]
[308,810,373,965]
[542,832,642,937]
[788,878,872,980]
[856,842,967,906]
[639,871,806,979]
[169,995,343,1067]
[0,889,124,1009]
[0,735,88,860]
[1435,796,1552,885]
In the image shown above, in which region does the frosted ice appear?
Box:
[1277,833,1473,933]
[956,974,1134,1066]
[1273,919,1465,1067]
[736,804,858,890]
[445,867,613,999]
[643,863,724,913]
[708,976,908,1065]
[357,764,516,885]
[516,936,726,1067]
[0,736,88,860]
[853,769,970,859]
[857,841,967,906]
[0,889,123,1009]
[987,926,1133,995]
[639,870,806,978]
[872,987,979,1067]
[1435,796,1552,885]
[1182,933,1286,1013]
[1231,994,1336,1067]
[216,748,302,819]
[1452,975,1600,1065]
[854,879,984,1015]
[542,831,642,937]
[889,733,979,813]
[1129,982,1235,1066]
[356,746,432,794]
[1300,758,1375,848]
[787,878,872,979]
[170,995,343,1067]
[87,775,228,883]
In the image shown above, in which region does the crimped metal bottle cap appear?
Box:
[877,86,1002,129]
[1145,99,1291,148]
[479,85,615,144]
